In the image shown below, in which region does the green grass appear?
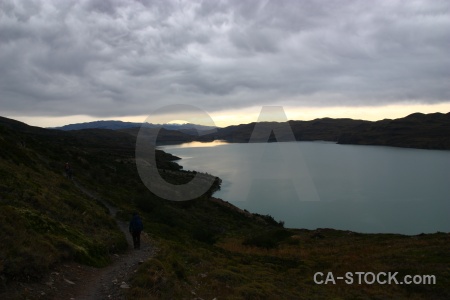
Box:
[0,124,128,282]
[127,227,448,299]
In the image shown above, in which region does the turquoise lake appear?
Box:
[160,141,450,235]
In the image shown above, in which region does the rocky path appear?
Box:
[68,180,157,299]
[35,232,156,300]
[71,231,156,300]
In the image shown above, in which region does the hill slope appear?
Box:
[198,112,450,150]
[1,116,449,299]
[0,116,203,282]
[0,118,128,281]
[338,112,450,149]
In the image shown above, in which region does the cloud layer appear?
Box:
[1,0,449,118]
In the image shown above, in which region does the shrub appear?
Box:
[243,229,292,249]
[192,226,218,245]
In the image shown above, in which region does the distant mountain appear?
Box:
[337,112,450,150]
[46,112,450,150]
[52,120,217,134]
[119,127,194,144]
[52,120,142,131]
[198,118,368,143]
[198,112,450,150]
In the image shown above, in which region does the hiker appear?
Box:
[129,212,143,249]
[64,162,72,179]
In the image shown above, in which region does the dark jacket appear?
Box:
[129,214,143,232]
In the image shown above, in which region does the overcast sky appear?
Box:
[1,0,450,127]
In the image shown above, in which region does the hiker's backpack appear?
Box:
[134,217,143,231]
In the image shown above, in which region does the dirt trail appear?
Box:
[68,180,157,300]
[0,181,157,299]
[71,229,155,300]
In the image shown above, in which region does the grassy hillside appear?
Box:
[0,120,128,281]
[1,116,449,299]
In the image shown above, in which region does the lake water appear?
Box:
[160,141,450,235]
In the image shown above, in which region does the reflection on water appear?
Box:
[160,142,450,234]
[160,140,229,149]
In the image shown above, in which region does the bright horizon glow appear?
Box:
[7,103,450,129]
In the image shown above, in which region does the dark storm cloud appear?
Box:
[0,0,449,117]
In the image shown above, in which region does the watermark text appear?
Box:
[314,272,436,285]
